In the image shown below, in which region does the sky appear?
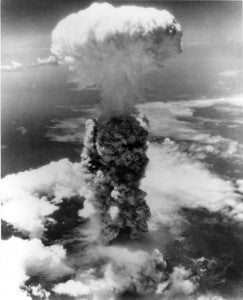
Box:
[2,0,242,46]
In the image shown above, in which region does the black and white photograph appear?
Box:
[1,0,243,299]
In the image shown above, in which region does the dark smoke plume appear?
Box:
[81,115,151,244]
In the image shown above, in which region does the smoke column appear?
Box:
[52,2,182,244]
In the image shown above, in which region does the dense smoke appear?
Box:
[80,116,150,244]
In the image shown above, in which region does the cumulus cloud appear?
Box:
[161,266,197,297]
[1,237,73,300]
[51,2,182,116]
[27,285,50,299]
[79,201,96,218]
[32,55,58,67]
[236,179,243,194]
[53,279,96,297]
[142,142,242,230]
[53,270,114,299]
[1,60,22,72]
[1,159,85,236]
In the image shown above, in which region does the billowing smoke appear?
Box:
[80,116,150,244]
[51,2,182,245]
[51,2,182,116]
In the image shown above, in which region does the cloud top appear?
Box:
[51,2,182,116]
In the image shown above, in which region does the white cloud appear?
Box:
[1,55,58,74]
[79,201,96,218]
[162,266,196,297]
[236,179,243,194]
[108,206,119,220]
[1,158,85,236]
[142,142,242,230]
[51,2,182,116]
[53,271,115,299]
[53,279,93,297]
[32,55,58,67]
[53,246,165,298]
[1,60,23,72]
[2,194,57,238]
[28,285,50,299]
[1,237,73,300]
[138,95,243,131]
[219,70,243,78]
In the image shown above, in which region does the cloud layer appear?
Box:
[138,95,243,161]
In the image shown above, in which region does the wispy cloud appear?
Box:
[1,55,58,73]
[46,106,98,143]
[138,95,243,161]
[46,117,87,144]
[16,126,28,135]
[219,70,243,78]
[1,60,22,72]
